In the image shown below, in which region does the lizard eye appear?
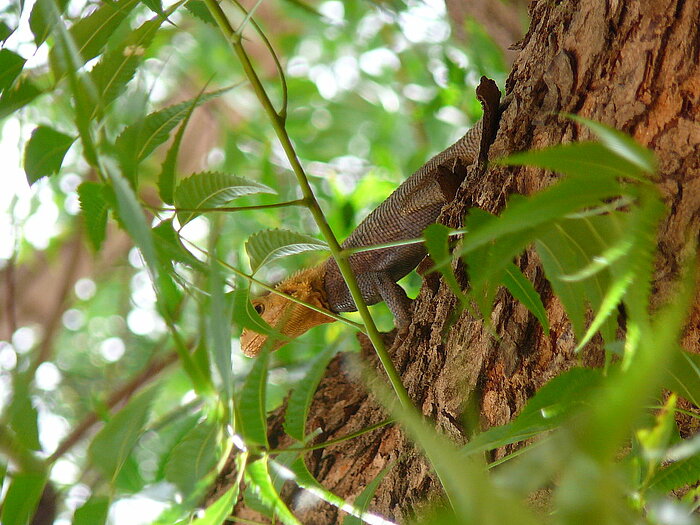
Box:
[254,303,265,315]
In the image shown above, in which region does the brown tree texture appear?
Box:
[212,0,700,522]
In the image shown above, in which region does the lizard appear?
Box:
[241,77,502,357]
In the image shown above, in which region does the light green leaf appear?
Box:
[237,349,269,447]
[23,125,75,185]
[343,461,394,525]
[502,263,549,334]
[8,381,40,451]
[152,219,204,271]
[0,472,46,525]
[0,49,26,93]
[664,351,700,407]
[164,422,219,494]
[283,346,336,441]
[73,495,110,525]
[88,386,159,481]
[209,254,233,398]
[497,141,648,181]
[245,228,327,274]
[232,283,280,337]
[191,485,238,525]
[28,0,68,46]
[0,77,42,119]
[567,115,656,174]
[115,86,235,186]
[175,172,276,225]
[78,182,110,252]
[648,455,700,493]
[246,458,301,525]
[49,0,139,78]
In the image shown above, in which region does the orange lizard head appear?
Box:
[240,266,335,357]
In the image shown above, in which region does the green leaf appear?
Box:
[88,386,159,481]
[209,255,233,398]
[158,82,209,204]
[0,77,43,119]
[502,263,549,334]
[637,394,677,481]
[191,485,238,525]
[0,472,46,525]
[23,125,75,185]
[245,228,327,274]
[283,346,336,441]
[28,0,68,46]
[232,283,278,337]
[164,422,219,495]
[246,458,301,525]
[73,495,110,525]
[185,0,217,25]
[152,219,204,271]
[343,461,394,525]
[237,349,269,447]
[106,165,159,280]
[664,351,700,407]
[115,86,234,186]
[567,115,656,174]
[0,21,13,43]
[648,454,700,493]
[78,182,110,251]
[461,368,603,456]
[497,141,648,182]
[48,0,139,78]
[89,11,169,119]
[174,172,276,226]
[8,381,40,451]
[0,49,26,93]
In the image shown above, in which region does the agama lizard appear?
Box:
[241,77,502,357]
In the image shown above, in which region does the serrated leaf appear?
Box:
[502,263,549,334]
[209,253,233,398]
[48,0,139,78]
[78,182,110,251]
[115,86,234,186]
[23,125,75,185]
[73,495,110,525]
[164,422,219,495]
[0,77,43,119]
[245,228,327,274]
[0,472,46,525]
[237,349,269,447]
[185,0,217,25]
[0,49,26,93]
[174,172,275,225]
[152,219,204,270]
[246,458,301,525]
[284,346,335,441]
[88,386,159,481]
[568,115,656,174]
[232,284,279,337]
[497,141,648,182]
[89,11,169,119]
[648,455,700,493]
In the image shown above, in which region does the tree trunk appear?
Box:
[212,0,700,521]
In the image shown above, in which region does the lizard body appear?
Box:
[241,78,501,357]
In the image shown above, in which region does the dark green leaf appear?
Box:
[49,0,139,78]
[283,346,335,441]
[0,472,46,525]
[78,182,110,251]
[343,461,394,525]
[0,77,42,119]
[423,223,466,303]
[164,422,219,494]
[185,0,217,25]
[0,21,13,43]
[88,386,159,480]
[238,349,269,447]
[23,125,75,185]
[245,228,327,274]
[502,263,549,334]
[0,49,26,93]
[28,0,68,46]
[73,495,110,525]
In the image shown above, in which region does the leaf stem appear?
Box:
[200,0,412,408]
[159,198,306,214]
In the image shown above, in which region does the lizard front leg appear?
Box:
[367,272,413,329]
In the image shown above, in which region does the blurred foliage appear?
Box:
[0,0,698,523]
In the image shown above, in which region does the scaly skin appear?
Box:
[241,78,501,357]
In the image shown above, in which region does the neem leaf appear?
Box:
[237,349,269,447]
[164,422,219,495]
[174,172,275,225]
[78,182,110,251]
[23,125,75,185]
[246,458,300,525]
[245,228,327,274]
[502,263,549,334]
[0,77,43,119]
[0,49,26,93]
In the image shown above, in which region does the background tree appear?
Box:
[0,0,697,524]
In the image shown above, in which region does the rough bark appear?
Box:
[212,0,700,522]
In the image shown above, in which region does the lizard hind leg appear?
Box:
[368,272,413,330]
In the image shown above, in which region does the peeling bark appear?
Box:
[211,0,700,521]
